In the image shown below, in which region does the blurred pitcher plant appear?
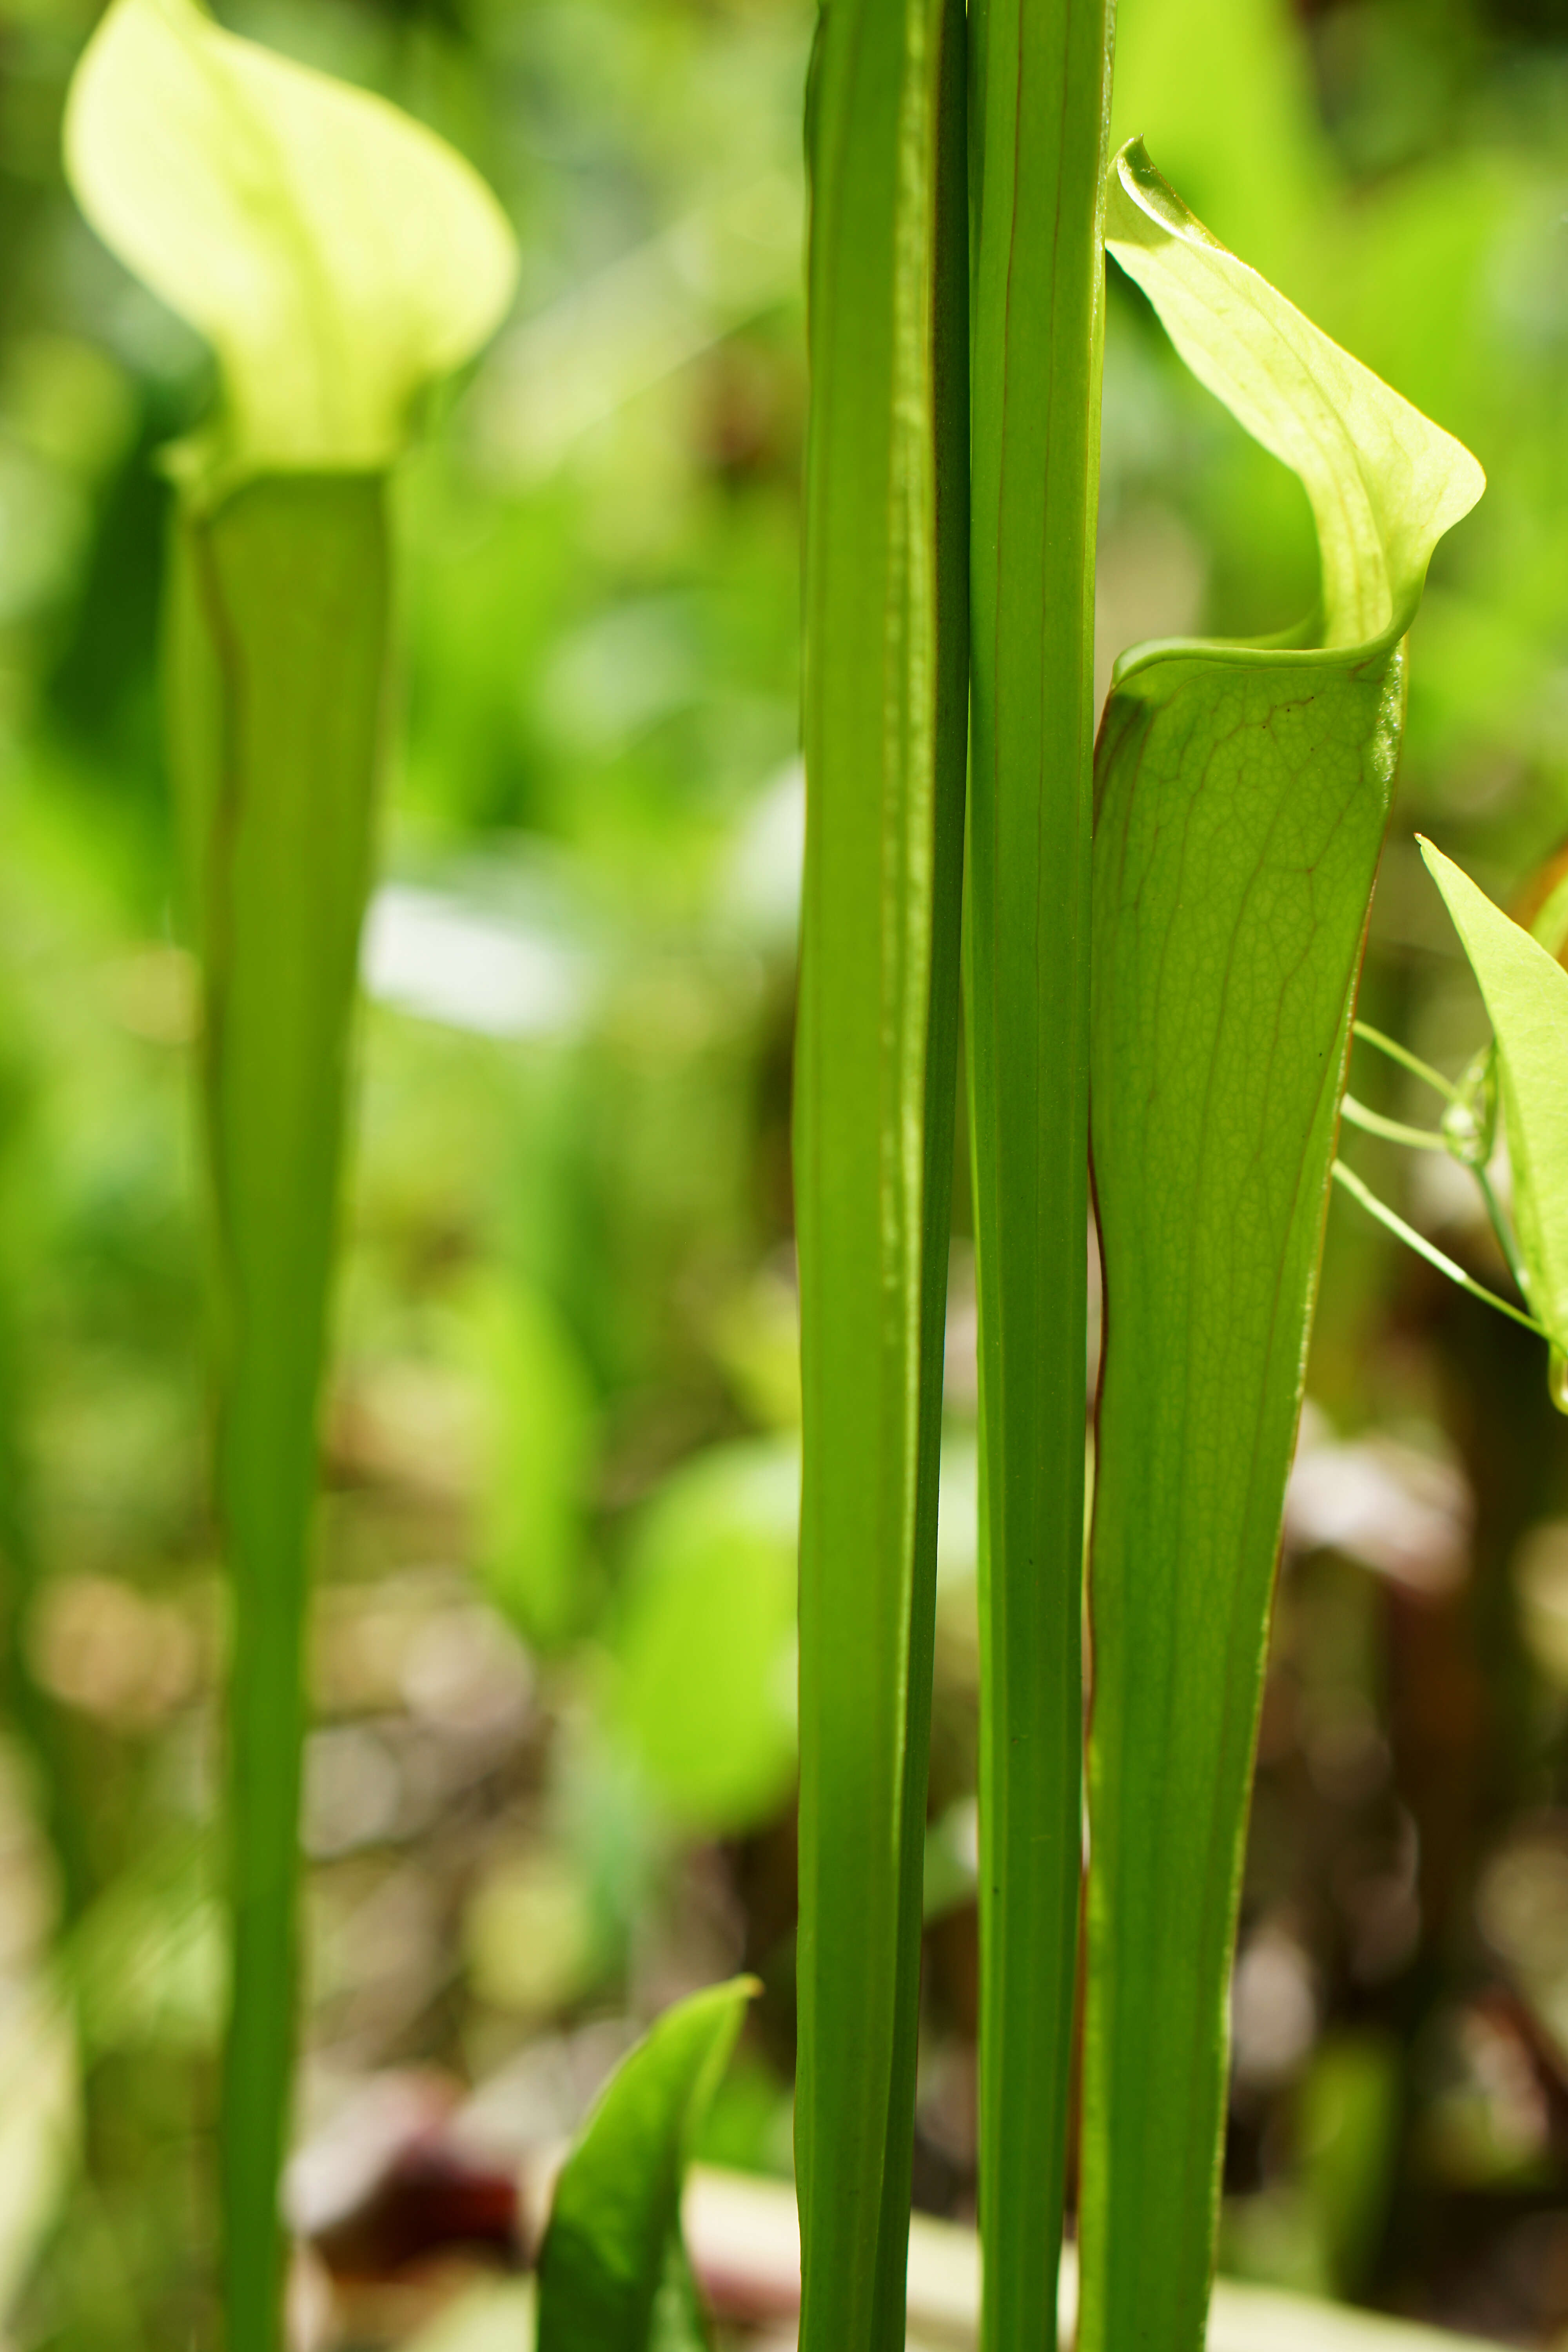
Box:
[64,3,516,2342]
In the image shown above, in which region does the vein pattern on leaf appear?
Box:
[1082,143,1482,2352]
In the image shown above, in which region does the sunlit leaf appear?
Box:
[536,1978,755,2352]
[1103,140,1482,647]
[65,0,517,484]
[1082,140,1483,2352]
[1419,839,1568,1363]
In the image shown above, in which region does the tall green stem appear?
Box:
[169,477,389,2352]
[795,0,968,2338]
[965,2,1111,2345]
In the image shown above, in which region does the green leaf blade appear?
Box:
[1086,644,1401,2352]
[536,1979,755,2352]
[1418,838,1568,1355]
[795,0,967,2341]
[965,1,1111,2348]
[167,475,392,2352]
[1083,146,1483,2352]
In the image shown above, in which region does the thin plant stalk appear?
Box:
[168,476,390,2349]
[794,0,968,2336]
[965,0,1112,2343]
[1338,1095,1447,1151]
[1352,1019,1458,1101]
[1331,1160,1546,1339]
[1348,1022,1535,1300]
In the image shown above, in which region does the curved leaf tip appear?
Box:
[537,1975,758,2352]
[64,0,518,485]
[1105,137,1484,650]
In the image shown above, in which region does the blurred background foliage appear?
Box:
[6,0,1568,2343]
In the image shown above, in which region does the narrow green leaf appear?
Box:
[795,0,967,2341]
[964,0,1111,2347]
[1082,142,1482,2352]
[535,1978,756,2352]
[65,0,516,487]
[1419,838,1568,1360]
[166,475,389,2352]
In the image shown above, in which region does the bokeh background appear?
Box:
[4,0,1568,2342]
